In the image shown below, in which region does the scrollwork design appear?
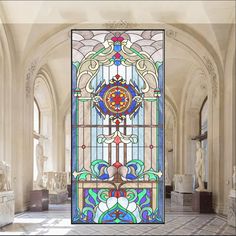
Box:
[76,38,159,95]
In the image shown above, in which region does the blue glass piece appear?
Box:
[98,101,108,113]
[99,86,108,96]
[114,60,121,66]
[128,86,137,96]
[95,81,103,92]
[98,163,107,170]
[114,45,121,52]
[99,174,109,180]
[127,101,137,113]
[126,174,137,180]
[128,163,138,170]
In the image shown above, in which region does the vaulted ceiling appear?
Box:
[0,1,235,112]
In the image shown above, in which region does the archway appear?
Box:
[33,69,56,183]
[33,71,55,183]
[64,109,71,185]
[22,23,222,213]
[181,68,208,182]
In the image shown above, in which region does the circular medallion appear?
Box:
[104,86,131,114]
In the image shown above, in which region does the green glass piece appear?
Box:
[88,189,99,206]
[73,61,80,69]
[91,47,106,59]
[130,47,145,59]
[137,189,147,205]
[98,189,109,202]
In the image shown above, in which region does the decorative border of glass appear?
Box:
[71,30,165,224]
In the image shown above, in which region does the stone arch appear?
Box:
[22,22,223,213]
[33,67,58,172]
[165,95,178,181]
[180,66,208,177]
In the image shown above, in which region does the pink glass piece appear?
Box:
[114,135,121,144]
[113,161,123,169]
[114,52,121,59]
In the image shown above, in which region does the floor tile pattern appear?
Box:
[0,200,235,235]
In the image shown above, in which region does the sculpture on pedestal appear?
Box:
[0,161,14,227]
[232,165,236,190]
[165,157,171,186]
[229,165,236,197]
[195,141,206,191]
[35,138,48,189]
[228,165,236,227]
[0,161,11,191]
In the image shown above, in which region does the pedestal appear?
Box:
[0,191,14,227]
[171,191,192,206]
[228,194,236,227]
[49,191,68,204]
[165,185,173,198]
[174,174,193,193]
[192,191,213,213]
[30,189,49,212]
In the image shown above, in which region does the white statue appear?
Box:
[232,165,236,190]
[35,138,48,189]
[165,158,171,185]
[230,165,236,197]
[195,141,206,191]
[0,161,11,191]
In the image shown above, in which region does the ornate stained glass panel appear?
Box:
[71,30,165,224]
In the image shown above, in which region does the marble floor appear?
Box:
[0,200,235,235]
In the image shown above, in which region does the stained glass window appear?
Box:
[71,30,164,224]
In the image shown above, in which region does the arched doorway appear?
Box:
[33,76,54,185]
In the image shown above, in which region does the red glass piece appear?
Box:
[113,161,123,169]
[114,190,120,198]
[115,120,120,125]
[111,36,124,42]
[114,52,121,59]
[113,93,123,105]
[111,36,117,42]
[114,135,121,144]
[115,74,120,79]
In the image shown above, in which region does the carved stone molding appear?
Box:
[25,59,38,98]
[166,29,177,39]
[103,20,139,29]
[203,56,217,99]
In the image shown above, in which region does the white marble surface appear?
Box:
[49,192,68,204]
[171,191,193,208]
[0,191,14,228]
[43,172,67,194]
[228,195,236,227]
[0,199,235,235]
[174,174,193,193]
